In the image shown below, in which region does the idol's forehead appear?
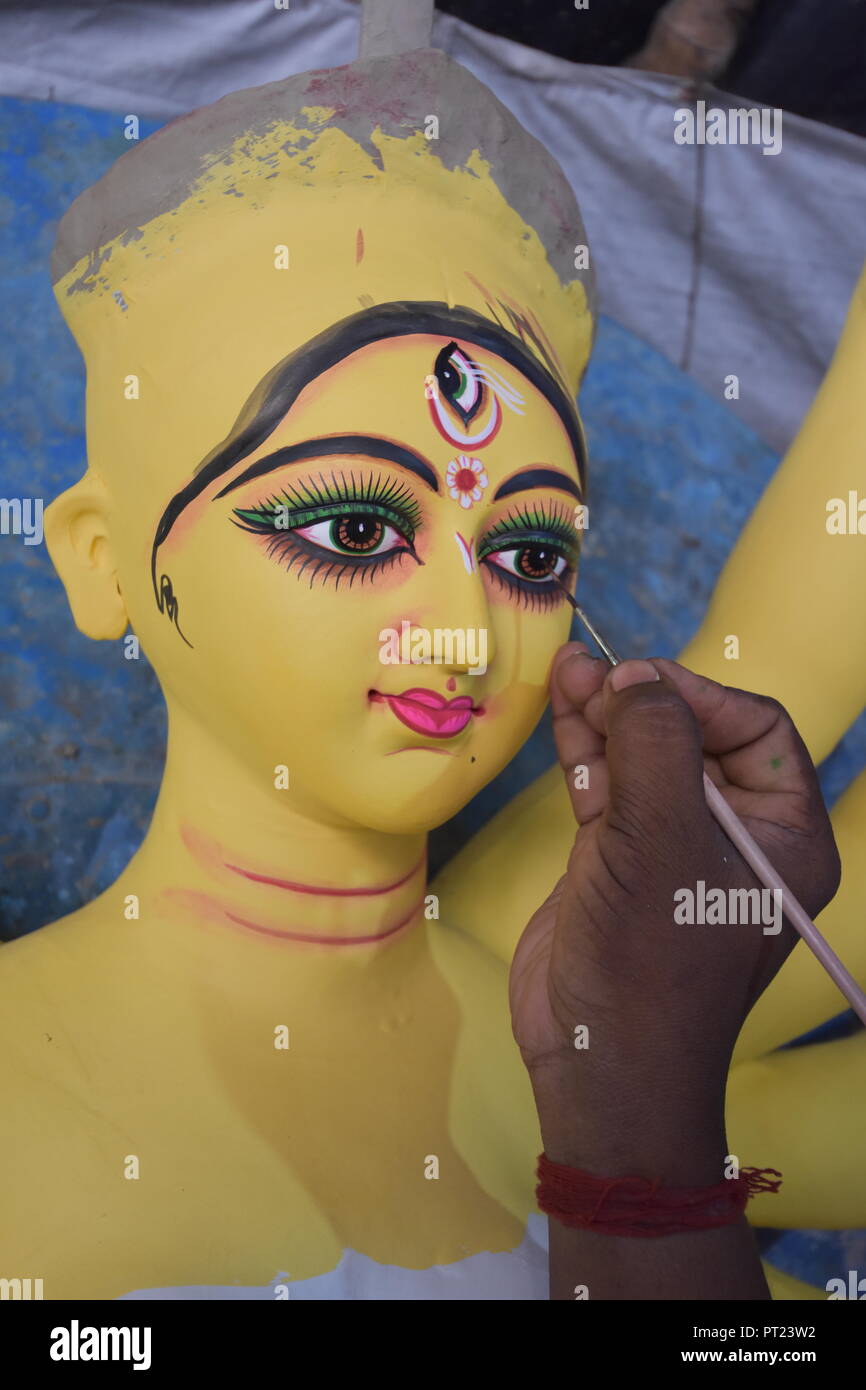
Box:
[151,305,586,570]
[195,303,587,486]
[146,315,586,652]
[205,333,584,511]
[57,129,592,376]
[54,91,593,515]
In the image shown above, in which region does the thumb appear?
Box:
[601,660,708,829]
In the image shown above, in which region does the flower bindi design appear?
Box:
[447,456,488,510]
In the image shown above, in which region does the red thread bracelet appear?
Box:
[536,1152,782,1237]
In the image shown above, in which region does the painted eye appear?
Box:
[486,545,570,583]
[434,342,484,427]
[294,514,409,556]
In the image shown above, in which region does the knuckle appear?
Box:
[619,683,696,734]
[755,691,792,728]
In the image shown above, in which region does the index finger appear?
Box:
[549,642,610,823]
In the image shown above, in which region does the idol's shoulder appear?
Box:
[0,905,96,1043]
[0,897,124,1036]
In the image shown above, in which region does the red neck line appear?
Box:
[224,897,423,946]
[223,851,426,898]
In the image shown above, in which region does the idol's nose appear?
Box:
[416,533,495,676]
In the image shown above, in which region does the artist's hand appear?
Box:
[509,648,840,1166]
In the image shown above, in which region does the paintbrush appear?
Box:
[554,576,866,1025]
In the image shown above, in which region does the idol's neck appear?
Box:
[121,700,429,958]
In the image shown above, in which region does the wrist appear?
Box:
[530,1068,728,1186]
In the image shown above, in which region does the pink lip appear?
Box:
[370,687,480,738]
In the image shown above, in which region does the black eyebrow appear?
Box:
[493,468,581,502]
[215,434,439,498]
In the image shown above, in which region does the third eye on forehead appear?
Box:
[426,344,581,503]
[428,340,523,452]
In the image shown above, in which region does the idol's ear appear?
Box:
[44,471,129,640]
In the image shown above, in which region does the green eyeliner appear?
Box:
[232,469,423,539]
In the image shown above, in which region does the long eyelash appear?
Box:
[259,527,411,592]
[477,499,579,609]
[242,470,423,533]
[482,499,578,547]
[478,504,580,568]
[484,563,571,612]
[231,469,423,591]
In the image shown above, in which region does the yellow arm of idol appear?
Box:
[677,255,866,758]
[727,1029,866,1231]
[762,1264,826,1302]
[732,762,866,1062]
[440,258,866,1004]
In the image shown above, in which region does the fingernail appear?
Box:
[609,660,660,691]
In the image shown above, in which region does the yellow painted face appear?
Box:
[133,323,584,833]
[53,116,592,835]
